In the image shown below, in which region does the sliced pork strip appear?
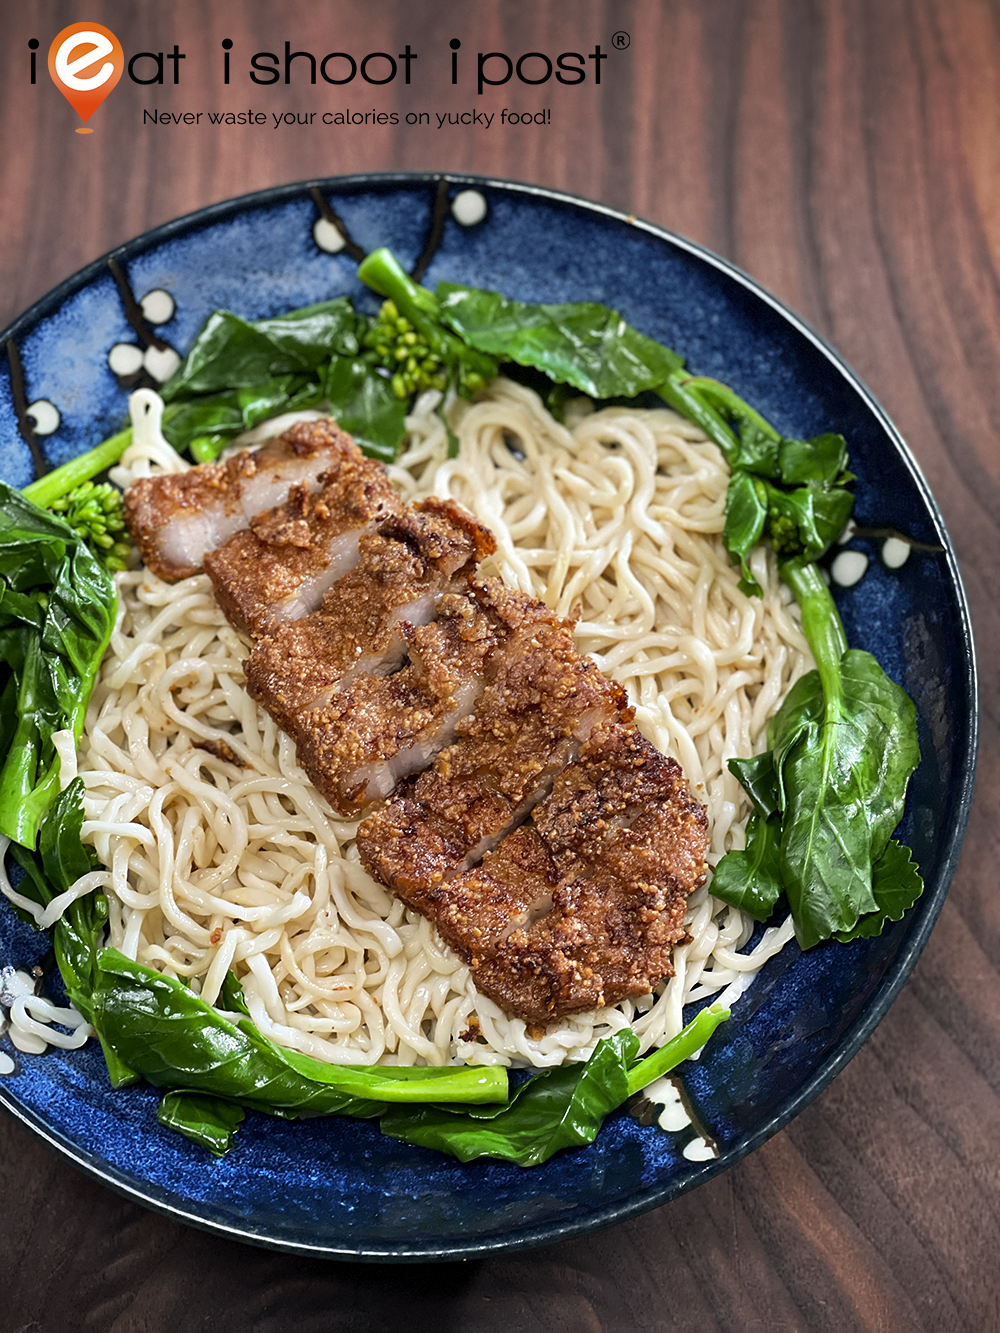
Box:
[461,842,689,1025]
[288,591,502,817]
[531,720,703,868]
[419,722,708,1024]
[203,456,402,637]
[369,499,497,583]
[124,418,362,581]
[425,824,560,958]
[356,582,630,904]
[242,499,496,726]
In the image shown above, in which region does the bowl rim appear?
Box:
[0,170,979,1262]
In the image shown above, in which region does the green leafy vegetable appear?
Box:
[774,652,919,946]
[717,434,854,595]
[156,294,410,463]
[381,1005,729,1166]
[154,296,398,462]
[650,366,924,947]
[777,432,851,485]
[92,949,509,1116]
[322,357,408,463]
[728,749,780,818]
[835,838,924,942]
[709,813,785,923]
[161,375,326,463]
[712,562,922,946]
[36,779,103,1014]
[372,260,856,607]
[655,374,855,594]
[436,283,683,400]
[656,375,742,457]
[157,1091,246,1156]
[160,300,360,400]
[381,1030,636,1165]
[6,778,96,911]
[27,294,398,472]
[84,931,730,1164]
[722,471,769,593]
[0,484,116,846]
[762,479,854,565]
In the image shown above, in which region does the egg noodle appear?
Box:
[56,379,808,1069]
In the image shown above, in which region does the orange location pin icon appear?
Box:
[48,22,124,125]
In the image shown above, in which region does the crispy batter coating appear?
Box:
[243,499,496,729]
[124,419,361,581]
[356,583,630,900]
[373,499,497,580]
[203,452,401,637]
[404,723,708,1023]
[290,591,501,816]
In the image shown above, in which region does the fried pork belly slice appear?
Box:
[242,499,496,727]
[423,724,709,1024]
[355,586,629,900]
[289,591,502,816]
[203,452,402,636]
[124,419,362,581]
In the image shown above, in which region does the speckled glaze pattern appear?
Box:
[0,175,977,1262]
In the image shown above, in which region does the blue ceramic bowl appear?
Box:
[0,175,977,1261]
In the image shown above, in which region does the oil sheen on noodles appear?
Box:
[74,380,809,1069]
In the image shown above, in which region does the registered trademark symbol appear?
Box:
[612,30,630,50]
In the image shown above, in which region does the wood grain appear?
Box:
[2,0,999,1328]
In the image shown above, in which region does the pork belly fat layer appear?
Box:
[203,453,402,637]
[355,582,630,903]
[386,723,709,1024]
[290,591,502,817]
[243,498,496,725]
[124,419,362,581]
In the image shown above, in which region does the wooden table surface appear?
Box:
[2,1,998,1328]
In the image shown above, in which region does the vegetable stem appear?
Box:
[687,378,781,443]
[358,247,441,320]
[189,435,224,464]
[780,559,848,700]
[657,374,740,459]
[94,948,511,1112]
[625,1004,730,1098]
[22,427,132,508]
